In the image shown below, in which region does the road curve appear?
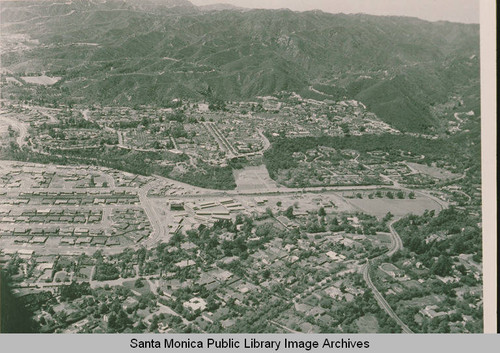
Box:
[387,220,404,257]
[362,262,414,333]
[363,219,414,333]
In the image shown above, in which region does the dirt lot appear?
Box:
[233,165,280,192]
[21,75,61,85]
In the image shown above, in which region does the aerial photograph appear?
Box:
[0,0,483,334]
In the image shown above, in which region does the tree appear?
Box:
[382,212,394,223]
[60,281,91,301]
[320,297,333,309]
[137,247,147,263]
[93,250,103,261]
[7,125,15,137]
[0,271,39,332]
[169,232,183,245]
[318,207,326,217]
[206,295,219,312]
[284,206,294,219]
[432,255,453,276]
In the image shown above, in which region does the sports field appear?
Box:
[347,196,441,218]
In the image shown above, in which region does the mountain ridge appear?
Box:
[0,0,480,132]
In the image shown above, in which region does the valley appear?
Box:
[0,0,482,335]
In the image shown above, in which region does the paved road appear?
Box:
[270,320,301,333]
[257,129,271,152]
[387,220,404,257]
[148,183,399,200]
[362,262,414,333]
[453,189,472,203]
[138,183,171,247]
[362,219,414,333]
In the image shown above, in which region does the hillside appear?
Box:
[0,0,480,132]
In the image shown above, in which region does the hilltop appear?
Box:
[0,0,479,132]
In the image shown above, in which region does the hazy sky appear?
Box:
[191,0,480,23]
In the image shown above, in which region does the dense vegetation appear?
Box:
[264,133,477,180]
[394,207,482,265]
[1,144,236,190]
[375,208,484,333]
[0,271,39,333]
[1,0,479,132]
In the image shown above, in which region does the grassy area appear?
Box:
[347,198,441,218]
[406,162,460,180]
[355,315,379,333]
[122,279,152,296]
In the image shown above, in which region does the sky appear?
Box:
[190,0,480,24]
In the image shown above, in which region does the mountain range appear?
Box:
[0,0,480,132]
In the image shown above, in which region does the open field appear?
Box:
[399,294,446,307]
[21,75,61,85]
[406,162,460,180]
[347,197,441,218]
[233,165,280,192]
[356,314,380,333]
[122,279,152,296]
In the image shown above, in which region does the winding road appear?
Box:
[362,219,414,333]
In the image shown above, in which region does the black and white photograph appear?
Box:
[0,0,495,340]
